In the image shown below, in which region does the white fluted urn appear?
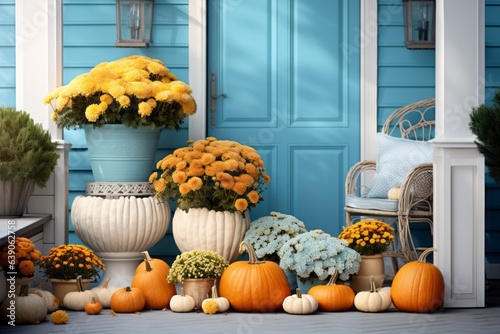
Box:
[72,184,170,287]
[172,207,250,263]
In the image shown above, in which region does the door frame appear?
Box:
[188,0,378,161]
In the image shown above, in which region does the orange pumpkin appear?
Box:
[110,286,146,313]
[308,269,355,311]
[132,258,176,310]
[391,248,444,313]
[84,297,103,315]
[219,241,290,312]
[135,251,171,278]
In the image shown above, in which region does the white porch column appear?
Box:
[16,1,69,248]
[15,0,62,139]
[433,0,485,307]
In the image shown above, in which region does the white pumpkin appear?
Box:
[29,280,60,312]
[354,276,392,312]
[170,289,196,313]
[1,285,47,324]
[282,288,318,315]
[91,277,121,308]
[63,276,99,311]
[201,285,230,313]
[387,187,401,200]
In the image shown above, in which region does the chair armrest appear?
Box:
[398,163,433,213]
[345,160,377,197]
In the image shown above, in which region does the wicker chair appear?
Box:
[344,98,435,271]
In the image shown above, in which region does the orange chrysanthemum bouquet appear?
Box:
[150,137,270,213]
[338,220,396,256]
[39,244,105,280]
[0,237,42,278]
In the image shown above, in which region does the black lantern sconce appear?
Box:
[402,0,436,49]
[116,0,154,48]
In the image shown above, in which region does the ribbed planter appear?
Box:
[71,195,170,287]
[0,180,35,217]
[172,208,250,263]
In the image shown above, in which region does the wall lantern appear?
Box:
[116,0,154,48]
[402,0,436,49]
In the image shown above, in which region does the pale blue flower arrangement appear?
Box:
[243,212,307,262]
[278,229,361,283]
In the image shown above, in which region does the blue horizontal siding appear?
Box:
[0,1,15,107]
[62,0,190,262]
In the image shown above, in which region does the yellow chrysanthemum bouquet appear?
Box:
[150,137,271,213]
[0,237,42,278]
[39,244,105,280]
[44,55,196,129]
[338,220,396,256]
[167,249,229,283]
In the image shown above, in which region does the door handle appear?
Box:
[210,72,227,128]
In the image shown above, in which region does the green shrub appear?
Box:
[469,89,500,183]
[0,107,59,188]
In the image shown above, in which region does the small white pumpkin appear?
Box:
[354,276,392,312]
[201,285,230,313]
[1,284,47,324]
[387,187,401,200]
[29,280,60,312]
[91,277,121,308]
[63,275,99,311]
[377,286,394,308]
[282,288,318,315]
[170,288,196,313]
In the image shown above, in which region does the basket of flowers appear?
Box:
[150,137,271,263]
[0,237,42,293]
[39,244,105,304]
[167,249,229,308]
[338,219,396,292]
[243,212,307,262]
[278,229,361,292]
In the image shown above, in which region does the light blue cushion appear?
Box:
[366,133,432,198]
[345,194,399,211]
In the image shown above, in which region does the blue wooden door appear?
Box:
[207,0,360,235]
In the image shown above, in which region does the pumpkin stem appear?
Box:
[369,275,377,293]
[296,288,302,298]
[144,259,153,272]
[38,279,47,291]
[19,284,29,297]
[91,296,97,304]
[326,269,339,286]
[211,284,219,299]
[101,277,111,289]
[239,241,264,264]
[418,247,437,263]
[142,251,153,262]
[76,275,84,292]
[125,286,132,292]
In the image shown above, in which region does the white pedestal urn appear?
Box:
[71,183,170,287]
[172,208,250,263]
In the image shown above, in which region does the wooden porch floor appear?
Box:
[4,280,500,334]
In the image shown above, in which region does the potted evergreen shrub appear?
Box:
[469,88,500,183]
[0,107,59,216]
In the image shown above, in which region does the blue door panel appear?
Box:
[208,0,360,235]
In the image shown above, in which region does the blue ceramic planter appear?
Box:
[84,124,162,182]
[296,276,327,293]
